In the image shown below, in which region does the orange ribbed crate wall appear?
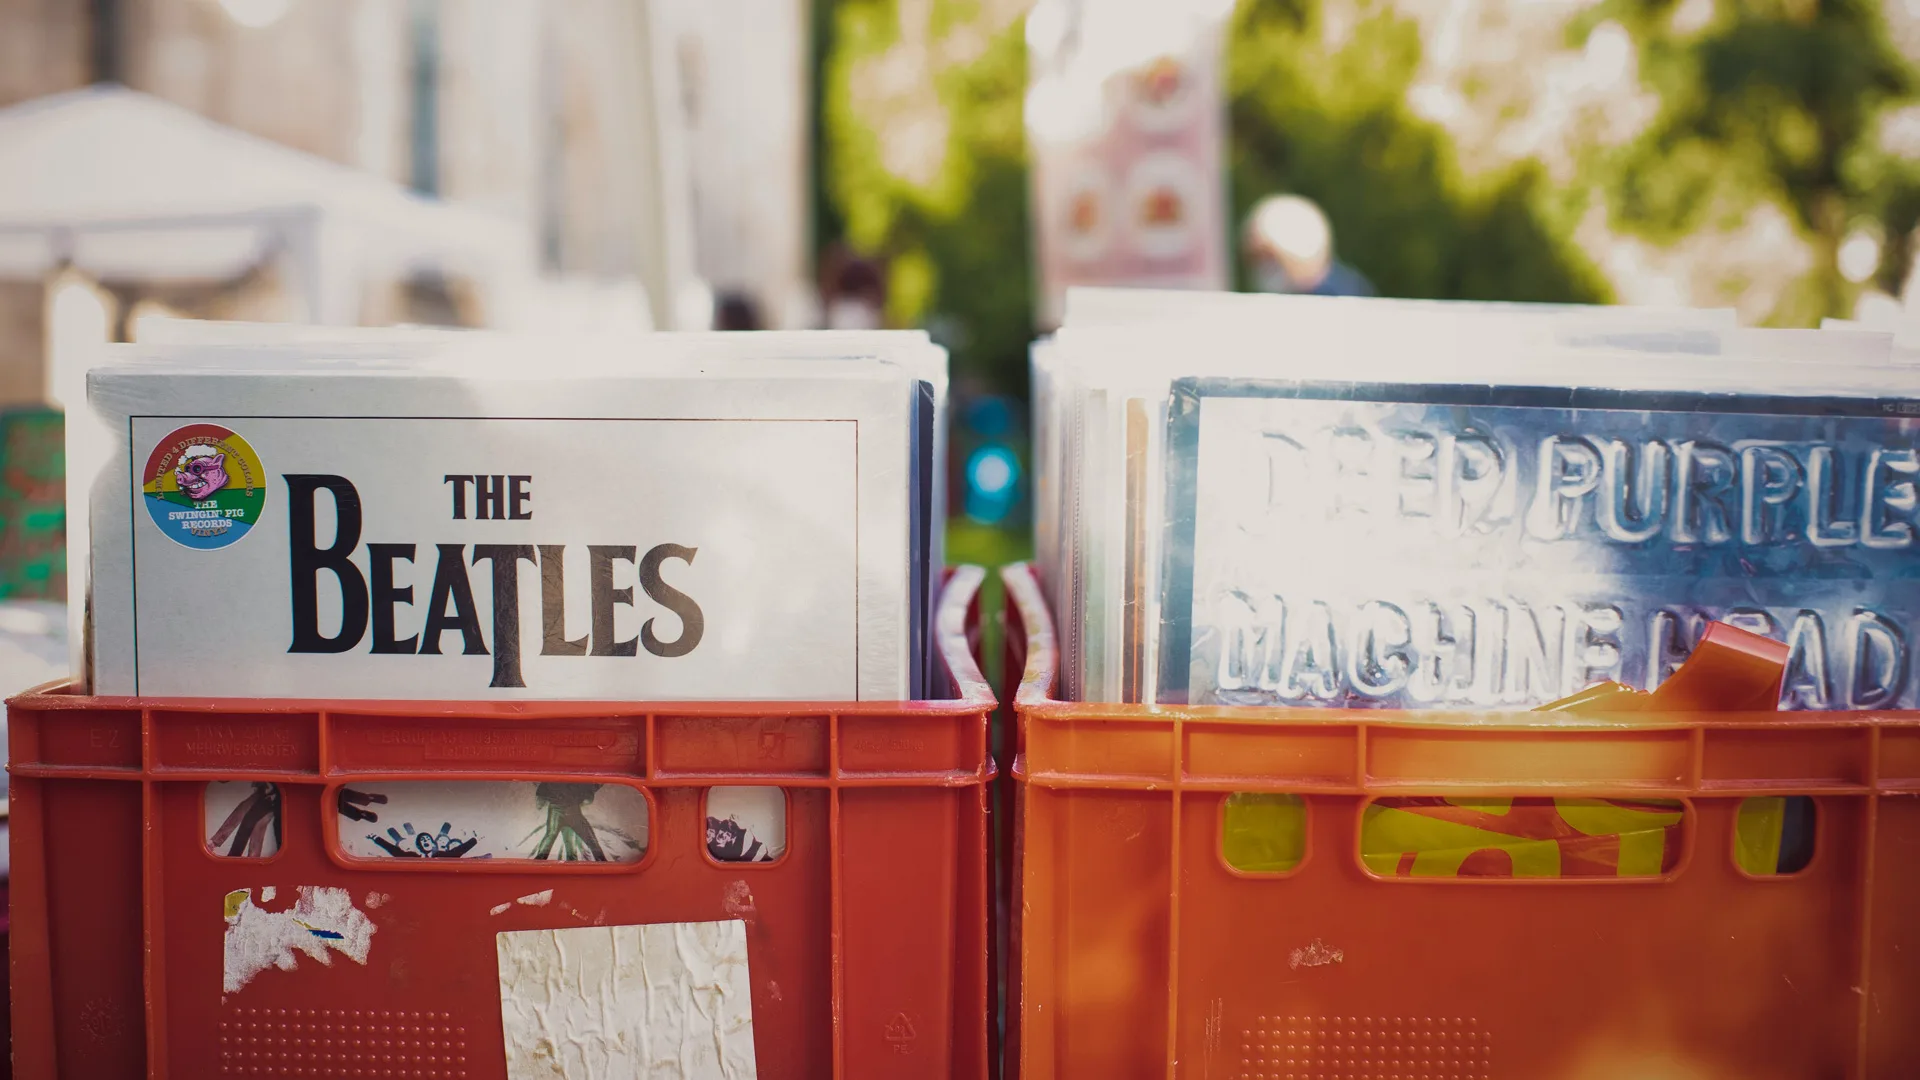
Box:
[1002,563,1920,1080]
[6,568,996,1080]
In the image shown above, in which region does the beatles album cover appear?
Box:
[86,354,921,701]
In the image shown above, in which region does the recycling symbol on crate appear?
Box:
[885,1012,917,1054]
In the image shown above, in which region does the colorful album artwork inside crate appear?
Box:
[6,569,994,1080]
[1002,563,1920,1080]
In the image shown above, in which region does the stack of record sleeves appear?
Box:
[1036,287,1916,710]
[71,322,948,702]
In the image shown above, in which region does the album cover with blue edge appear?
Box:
[1157,376,1920,710]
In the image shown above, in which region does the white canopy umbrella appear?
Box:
[0,85,536,324]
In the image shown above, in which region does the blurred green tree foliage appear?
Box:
[1585,0,1920,325]
[815,0,1920,389]
[816,0,1034,391]
[1228,0,1613,304]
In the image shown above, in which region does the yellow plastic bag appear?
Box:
[1358,796,1685,879]
[1221,792,1306,873]
[1220,623,1801,878]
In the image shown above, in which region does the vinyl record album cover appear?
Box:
[1160,377,1920,710]
[86,354,920,701]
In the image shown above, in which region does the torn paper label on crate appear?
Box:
[222,886,376,995]
[496,920,756,1079]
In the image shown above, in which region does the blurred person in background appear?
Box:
[819,246,889,330]
[713,290,765,331]
[1243,194,1374,298]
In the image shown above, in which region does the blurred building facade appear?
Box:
[0,0,814,404]
[0,0,669,276]
[656,0,813,329]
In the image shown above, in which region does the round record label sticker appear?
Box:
[142,424,266,550]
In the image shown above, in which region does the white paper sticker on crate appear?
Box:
[496,920,756,1079]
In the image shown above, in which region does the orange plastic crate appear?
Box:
[1001,563,1920,1079]
[7,567,996,1080]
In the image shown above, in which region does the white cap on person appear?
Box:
[1246,194,1333,289]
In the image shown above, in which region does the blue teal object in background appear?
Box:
[965,444,1022,525]
[953,392,1029,528]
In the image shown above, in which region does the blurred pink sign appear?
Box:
[1027,1,1230,327]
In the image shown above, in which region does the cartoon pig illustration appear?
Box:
[173,444,230,500]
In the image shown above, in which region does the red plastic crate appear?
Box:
[7,567,995,1080]
[1001,562,1920,1080]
